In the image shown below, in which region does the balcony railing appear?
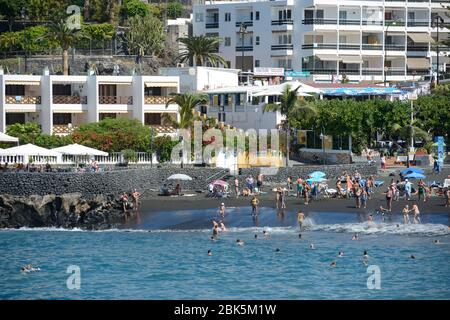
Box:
[53,95,87,104]
[302,19,337,25]
[99,96,133,104]
[339,44,361,50]
[5,95,41,104]
[144,96,170,104]
[407,70,429,76]
[385,44,406,51]
[271,44,294,50]
[339,19,360,25]
[236,45,253,52]
[362,21,383,26]
[53,125,76,135]
[271,19,293,26]
[205,22,219,28]
[302,43,337,49]
[407,21,429,27]
[236,21,253,27]
[362,44,383,50]
[385,20,406,27]
[386,69,406,76]
[362,69,383,76]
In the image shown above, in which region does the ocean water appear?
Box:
[0,208,449,300]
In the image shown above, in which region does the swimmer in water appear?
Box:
[254,234,258,239]
[309,243,315,250]
[298,233,302,239]
[297,211,305,231]
[330,261,337,268]
[21,264,40,273]
[208,250,212,256]
[368,214,373,223]
[220,220,226,232]
[363,250,369,266]
[376,206,389,222]
[411,204,421,224]
[352,234,359,241]
[402,205,410,224]
[210,236,216,241]
[236,239,244,246]
[212,220,219,237]
[410,255,416,259]
[338,251,344,258]
[434,240,441,244]
[263,230,269,237]
[275,248,281,253]
[219,202,225,217]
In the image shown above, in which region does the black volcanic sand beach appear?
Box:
[137,168,450,224]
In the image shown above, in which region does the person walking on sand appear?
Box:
[279,188,287,209]
[251,196,259,216]
[234,177,240,198]
[402,205,410,224]
[418,180,426,202]
[354,185,362,208]
[287,176,293,191]
[132,189,141,212]
[386,184,394,212]
[380,154,386,170]
[411,203,421,224]
[297,211,305,231]
[296,177,303,198]
[304,181,311,205]
[361,189,368,209]
[257,174,263,193]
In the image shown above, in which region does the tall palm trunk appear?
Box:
[62,49,69,75]
[286,125,290,167]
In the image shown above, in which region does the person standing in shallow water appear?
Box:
[219,202,225,217]
[251,196,259,216]
[411,203,421,224]
[234,177,239,198]
[297,211,305,232]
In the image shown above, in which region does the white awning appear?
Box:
[145,82,178,87]
[315,54,341,61]
[340,56,363,64]
[52,144,108,156]
[0,132,19,143]
[0,143,60,157]
[5,81,40,86]
[407,33,434,43]
[407,58,430,69]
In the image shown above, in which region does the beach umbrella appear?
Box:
[307,177,327,183]
[309,171,326,178]
[212,180,228,187]
[404,172,426,180]
[167,174,193,181]
[401,168,424,175]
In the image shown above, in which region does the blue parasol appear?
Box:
[309,171,326,178]
[404,172,426,180]
[401,168,424,175]
[307,177,327,183]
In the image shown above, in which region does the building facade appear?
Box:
[0,69,180,136]
[193,0,450,82]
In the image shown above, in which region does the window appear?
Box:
[304,10,313,20]
[255,11,260,20]
[195,13,204,22]
[255,36,260,45]
[279,34,292,44]
[316,10,324,19]
[279,9,292,20]
[53,113,72,125]
[255,60,260,67]
[145,113,162,125]
[5,85,25,96]
[99,113,116,120]
[278,59,292,69]
[339,11,347,20]
[6,113,25,125]
[224,37,231,46]
[218,113,226,122]
[225,12,231,21]
[250,12,253,21]
[99,84,116,96]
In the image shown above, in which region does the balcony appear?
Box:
[99,96,133,104]
[5,95,41,104]
[271,19,293,26]
[53,95,87,104]
[302,19,337,25]
[144,96,170,104]
[407,70,429,76]
[386,69,406,76]
[385,20,406,27]
[236,46,253,52]
[53,125,76,135]
[339,44,361,50]
[236,21,253,27]
[362,69,383,76]
[271,44,294,50]
[205,22,219,29]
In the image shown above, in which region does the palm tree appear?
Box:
[44,19,80,75]
[264,85,317,167]
[177,35,228,67]
[164,92,209,129]
[392,122,431,168]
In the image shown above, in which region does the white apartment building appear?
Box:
[0,68,180,136]
[193,0,450,83]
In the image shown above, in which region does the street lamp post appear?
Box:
[432,15,444,86]
[238,23,247,84]
[319,132,325,166]
[21,8,27,74]
[383,20,401,87]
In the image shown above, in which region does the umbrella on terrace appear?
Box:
[212,180,228,187]
[167,174,193,181]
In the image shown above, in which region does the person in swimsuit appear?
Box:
[234,177,240,198]
[220,220,227,232]
[402,205,410,224]
[132,189,141,212]
[363,251,369,266]
[212,220,219,237]
[219,203,225,217]
[251,196,259,215]
[411,203,421,224]
[297,211,305,231]
[296,178,303,198]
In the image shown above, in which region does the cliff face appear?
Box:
[0,193,129,230]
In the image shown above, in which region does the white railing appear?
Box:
[0,155,58,165]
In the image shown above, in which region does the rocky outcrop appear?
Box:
[0,193,129,230]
